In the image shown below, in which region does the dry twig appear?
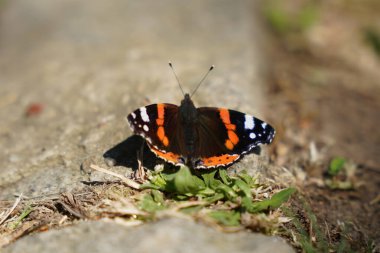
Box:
[0,194,22,226]
[90,164,140,190]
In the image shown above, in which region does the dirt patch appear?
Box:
[261,0,380,251]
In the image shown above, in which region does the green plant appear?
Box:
[328,157,346,176]
[139,166,295,227]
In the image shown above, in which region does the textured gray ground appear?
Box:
[0,0,294,252]
[4,218,294,253]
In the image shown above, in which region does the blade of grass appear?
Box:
[0,194,22,226]
[8,204,33,230]
[243,188,296,213]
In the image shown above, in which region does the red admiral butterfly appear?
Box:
[127,63,275,169]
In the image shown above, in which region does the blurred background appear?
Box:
[262,0,380,168]
[0,0,379,251]
[260,1,380,251]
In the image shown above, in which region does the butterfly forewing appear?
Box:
[127,103,180,151]
[196,107,275,157]
[195,108,232,157]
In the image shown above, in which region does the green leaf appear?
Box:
[237,170,253,186]
[215,184,237,201]
[139,183,162,190]
[151,189,164,204]
[203,193,225,203]
[270,187,297,206]
[180,205,204,214]
[243,188,296,213]
[139,192,166,212]
[160,171,177,182]
[201,170,221,189]
[141,172,168,190]
[197,187,216,197]
[173,166,206,195]
[233,178,252,198]
[208,210,241,226]
[328,157,346,176]
[218,169,232,185]
[141,166,207,195]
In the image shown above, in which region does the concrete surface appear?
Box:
[0,0,294,252]
[3,218,295,253]
[0,0,267,199]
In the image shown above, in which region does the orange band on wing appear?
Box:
[157,103,165,120]
[162,136,169,146]
[219,109,239,149]
[225,140,234,150]
[228,130,239,145]
[156,118,164,126]
[157,126,165,140]
[201,154,239,167]
[156,104,169,146]
[149,145,181,164]
[225,124,236,131]
[219,108,230,124]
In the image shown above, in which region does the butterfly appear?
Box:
[127,63,275,169]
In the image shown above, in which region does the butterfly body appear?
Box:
[127,93,275,169]
[178,94,198,160]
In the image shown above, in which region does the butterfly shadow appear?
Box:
[103,135,161,171]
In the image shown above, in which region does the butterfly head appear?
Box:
[182,93,191,103]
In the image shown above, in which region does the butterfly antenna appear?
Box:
[168,61,185,96]
[190,65,214,98]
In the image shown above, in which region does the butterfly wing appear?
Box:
[194,107,275,169]
[127,103,186,165]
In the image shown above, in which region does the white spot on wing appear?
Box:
[249,132,256,139]
[244,115,254,130]
[131,112,136,119]
[261,122,267,128]
[143,125,149,131]
[140,107,149,122]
